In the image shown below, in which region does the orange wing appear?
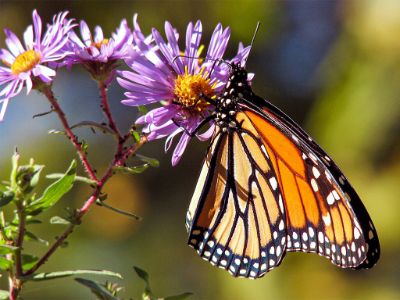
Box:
[244,105,379,268]
[186,125,287,278]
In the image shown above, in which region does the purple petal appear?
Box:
[197,123,215,141]
[0,98,10,122]
[4,29,24,57]
[171,133,190,166]
[0,49,15,65]
[164,22,184,73]
[94,26,104,43]
[152,28,181,75]
[32,10,42,45]
[185,20,202,74]
[80,20,92,47]
[23,25,34,49]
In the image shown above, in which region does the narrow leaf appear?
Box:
[138,105,148,115]
[24,231,49,246]
[22,254,39,270]
[0,245,19,254]
[75,278,120,300]
[10,150,19,188]
[0,290,9,300]
[27,269,122,281]
[136,154,159,167]
[113,165,149,175]
[133,266,153,297]
[164,293,193,300]
[132,130,141,143]
[48,129,66,135]
[50,216,71,225]
[0,256,12,270]
[0,191,14,208]
[71,121,114,135]
[96,200,141,220]
[28,164,44,191]
[46,173,96,185]
[26,160,77,215]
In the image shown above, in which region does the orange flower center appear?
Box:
[92,38,109,50]
[174,67,216,112]
[11,50,41,75]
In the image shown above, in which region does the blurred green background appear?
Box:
[0,0,399,299]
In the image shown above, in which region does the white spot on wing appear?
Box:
[327,192,335,205]
[269,177,278,190]
[332,190,340,201]
[312,167,320,179]
[323,214,331,226]
[354,228,361,239]
[311,178,319,192]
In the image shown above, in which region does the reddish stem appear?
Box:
[22,136,147,277]
[99,81,123,141]
[42,86,98,182]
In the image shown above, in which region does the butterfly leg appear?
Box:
[172,114,214,137]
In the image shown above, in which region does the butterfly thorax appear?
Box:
[214,64,253,132]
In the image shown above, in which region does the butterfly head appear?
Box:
[213,63,253,131]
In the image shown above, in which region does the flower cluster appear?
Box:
[0,10,252,165]
[118,21,252,165]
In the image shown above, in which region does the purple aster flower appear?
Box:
[118,20,252,165]
[0,10,75,121]
[63,17,136,81]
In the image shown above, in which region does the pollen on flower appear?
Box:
[174,67,216,111]
[11,50,41,75]
[92,39,109,50]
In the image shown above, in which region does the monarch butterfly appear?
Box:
[185,62,380,279]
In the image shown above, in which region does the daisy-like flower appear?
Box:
[0,10,75,121]
[118,20,252,165]
[63,17,135,81]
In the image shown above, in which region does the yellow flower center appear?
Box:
[92,39,109,50]
[174,67,216,112]
[11,50,41,75]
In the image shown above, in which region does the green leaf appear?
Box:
[25,160,77,215]
[28,164,44,191]
[10,150,20,188]
[96,200,141,220]
[25,218,42,225]
[24,231,49,246]
[0,183,7,192]
[75,278,120,300]
[0,245,18,254]
[48,129,66,135]
[133,266,153,299]
[138,105,148,115]
[0,191,14,208]
[50,216,71,225]
[22,254,39,270]
[71,121,114,135]
[136,154,159,168]
[46,173,97,185]
[132,130,141,143]
[164,293,193,300]
[0,256,13,270]
[0,290,9,300]
[26,269,122,281]
[113,164,149,175]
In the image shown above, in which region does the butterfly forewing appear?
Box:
[187,122,287,278]
[247,105,379,267]
[186,63,379,278]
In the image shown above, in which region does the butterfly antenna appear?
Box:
[250,22,260,50]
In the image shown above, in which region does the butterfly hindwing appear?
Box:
[186,124,287,278]
[186,63,379,278]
